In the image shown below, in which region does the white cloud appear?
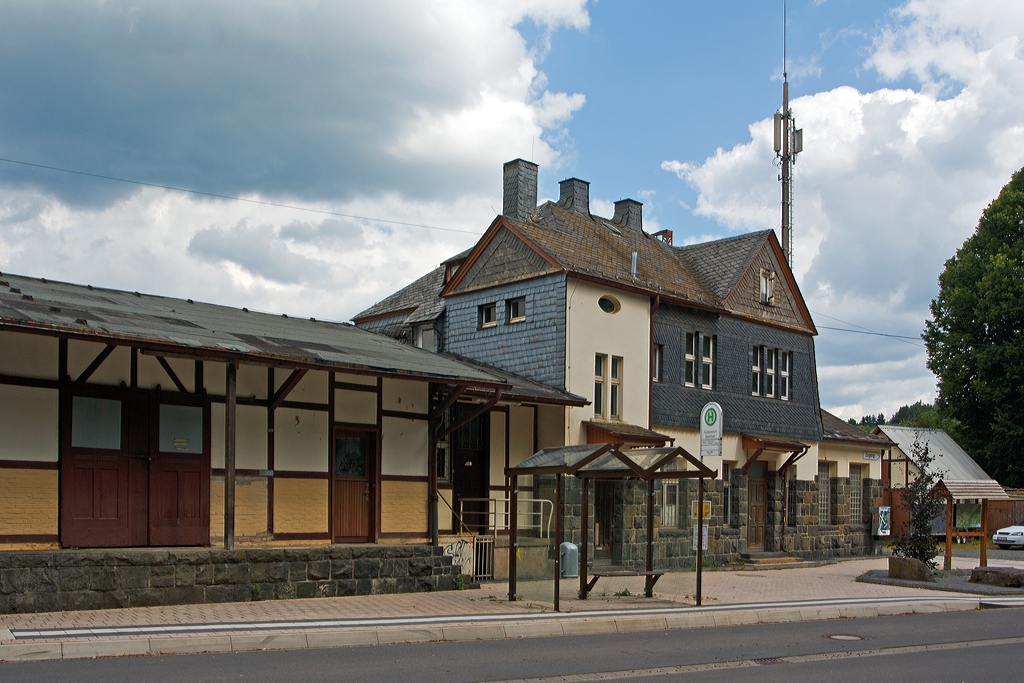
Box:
[663,0,1024,414]
[0,1,590,321]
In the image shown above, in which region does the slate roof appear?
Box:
[353,265,446,323]
[678,231,771,300]
[876,425,993,482]
[0,272,501,385]
[820,410,892,446]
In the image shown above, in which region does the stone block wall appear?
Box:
[0,545,461,614]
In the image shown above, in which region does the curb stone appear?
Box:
[0,599,983,663]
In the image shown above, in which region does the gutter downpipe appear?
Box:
[649,294,660,430]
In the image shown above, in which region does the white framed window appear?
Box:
[652,344,663,383]
[594,354,606,417]
[701,335,715,389]
[684,332,696,387]
[779,350,790,400]
[751,345,761,395]
[818,461,831,526]
[507,297,526,323]
[765,347,776,397]
[662,481,679,528]
[414,324,437,352]
[478,303,497,328]
[610,356,622,419]
[760,268,775,305]
[849,464,863,524]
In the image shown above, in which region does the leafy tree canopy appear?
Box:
[924,166,1024,487]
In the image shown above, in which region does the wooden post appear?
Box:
[428,387,438,546]
[581,477,589,600]
[696,476,704,607]
[645,478,655,597]
[224,362,237,550]
[980,498,988,568]
[509,475,517,601]
[554,473,562,612]
[944,496,953,571]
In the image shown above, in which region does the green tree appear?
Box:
[891,437,944,568]
[924,167,1024,487]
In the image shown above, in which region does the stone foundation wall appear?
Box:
[0,544,460,614]
[556,473,884,570]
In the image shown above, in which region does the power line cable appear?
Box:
[0,156,483,236]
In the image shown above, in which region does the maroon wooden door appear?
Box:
[333,429,375,542]
[149,399,211,546]
[61,392,131,548]
[748,478,767,549]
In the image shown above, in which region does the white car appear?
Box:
[992,524,1024,549]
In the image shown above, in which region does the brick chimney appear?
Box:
[558,178,590,215]
[612,199,643,232]
[502,159,538,221]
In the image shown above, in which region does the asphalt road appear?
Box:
[3,608,1022,682]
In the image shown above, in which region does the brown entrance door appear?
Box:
[451,406,489,533]
[332,428,375,542]
[593,481,615,560]
[62,391,132,548]
[63,387,212,548]
[149,400,210,546]
[748,477,767,549]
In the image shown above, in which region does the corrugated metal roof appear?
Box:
[0,272,500,385]
[878,425,993,482]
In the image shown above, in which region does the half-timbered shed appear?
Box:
[0,271,584,557]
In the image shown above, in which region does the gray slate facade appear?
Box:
[445,274,567,389]
[653,303,822,441]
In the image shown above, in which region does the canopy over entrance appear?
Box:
[506,444,717,610]
[931,478,1010,569]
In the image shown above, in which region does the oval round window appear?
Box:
[598,296,620,313]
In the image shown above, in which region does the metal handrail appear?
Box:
[458,497,553,538]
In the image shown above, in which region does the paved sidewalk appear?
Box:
[1,557,1016,663]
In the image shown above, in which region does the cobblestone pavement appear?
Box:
[1,556,993,638]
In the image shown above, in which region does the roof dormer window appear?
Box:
[760,269,776,305]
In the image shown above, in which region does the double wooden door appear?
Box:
[332,428,375,542]
[61,388,210,548]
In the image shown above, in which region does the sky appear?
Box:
[1,0,1022,421]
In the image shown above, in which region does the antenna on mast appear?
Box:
[773,0,802,268]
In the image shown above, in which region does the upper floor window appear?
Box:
[684,332,696,387]
[414,325,437,352]
[765,347,776,396]
[594,353,606,417]
[701,335,715,389]
[610,356,622,419]
[507,297,526,323]
[598,296,620,313]
[652,344,664,383]
[760,269,776,305]
[751,346,761,395]
[478,303,497,329]
[779,351,790,400]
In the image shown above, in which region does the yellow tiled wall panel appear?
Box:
[273,478,328,534]
[210,477,269,537]
[0,469,58,536]
[380,480,427,534]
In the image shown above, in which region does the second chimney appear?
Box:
[558,178,590,215]
[612,199,643,232]
[503,159,538,221]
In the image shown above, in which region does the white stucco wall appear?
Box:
[275,407,329,472]
[211,403,267,470]
[0,331,57,380]
[564,278,650,445]
[0,385,59,462]
[490,410,507,488]
[382,378,428,415]
[283,370,328,404]
[381,416,428,476]
[508,405,535,467]
[335,389,377,425]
